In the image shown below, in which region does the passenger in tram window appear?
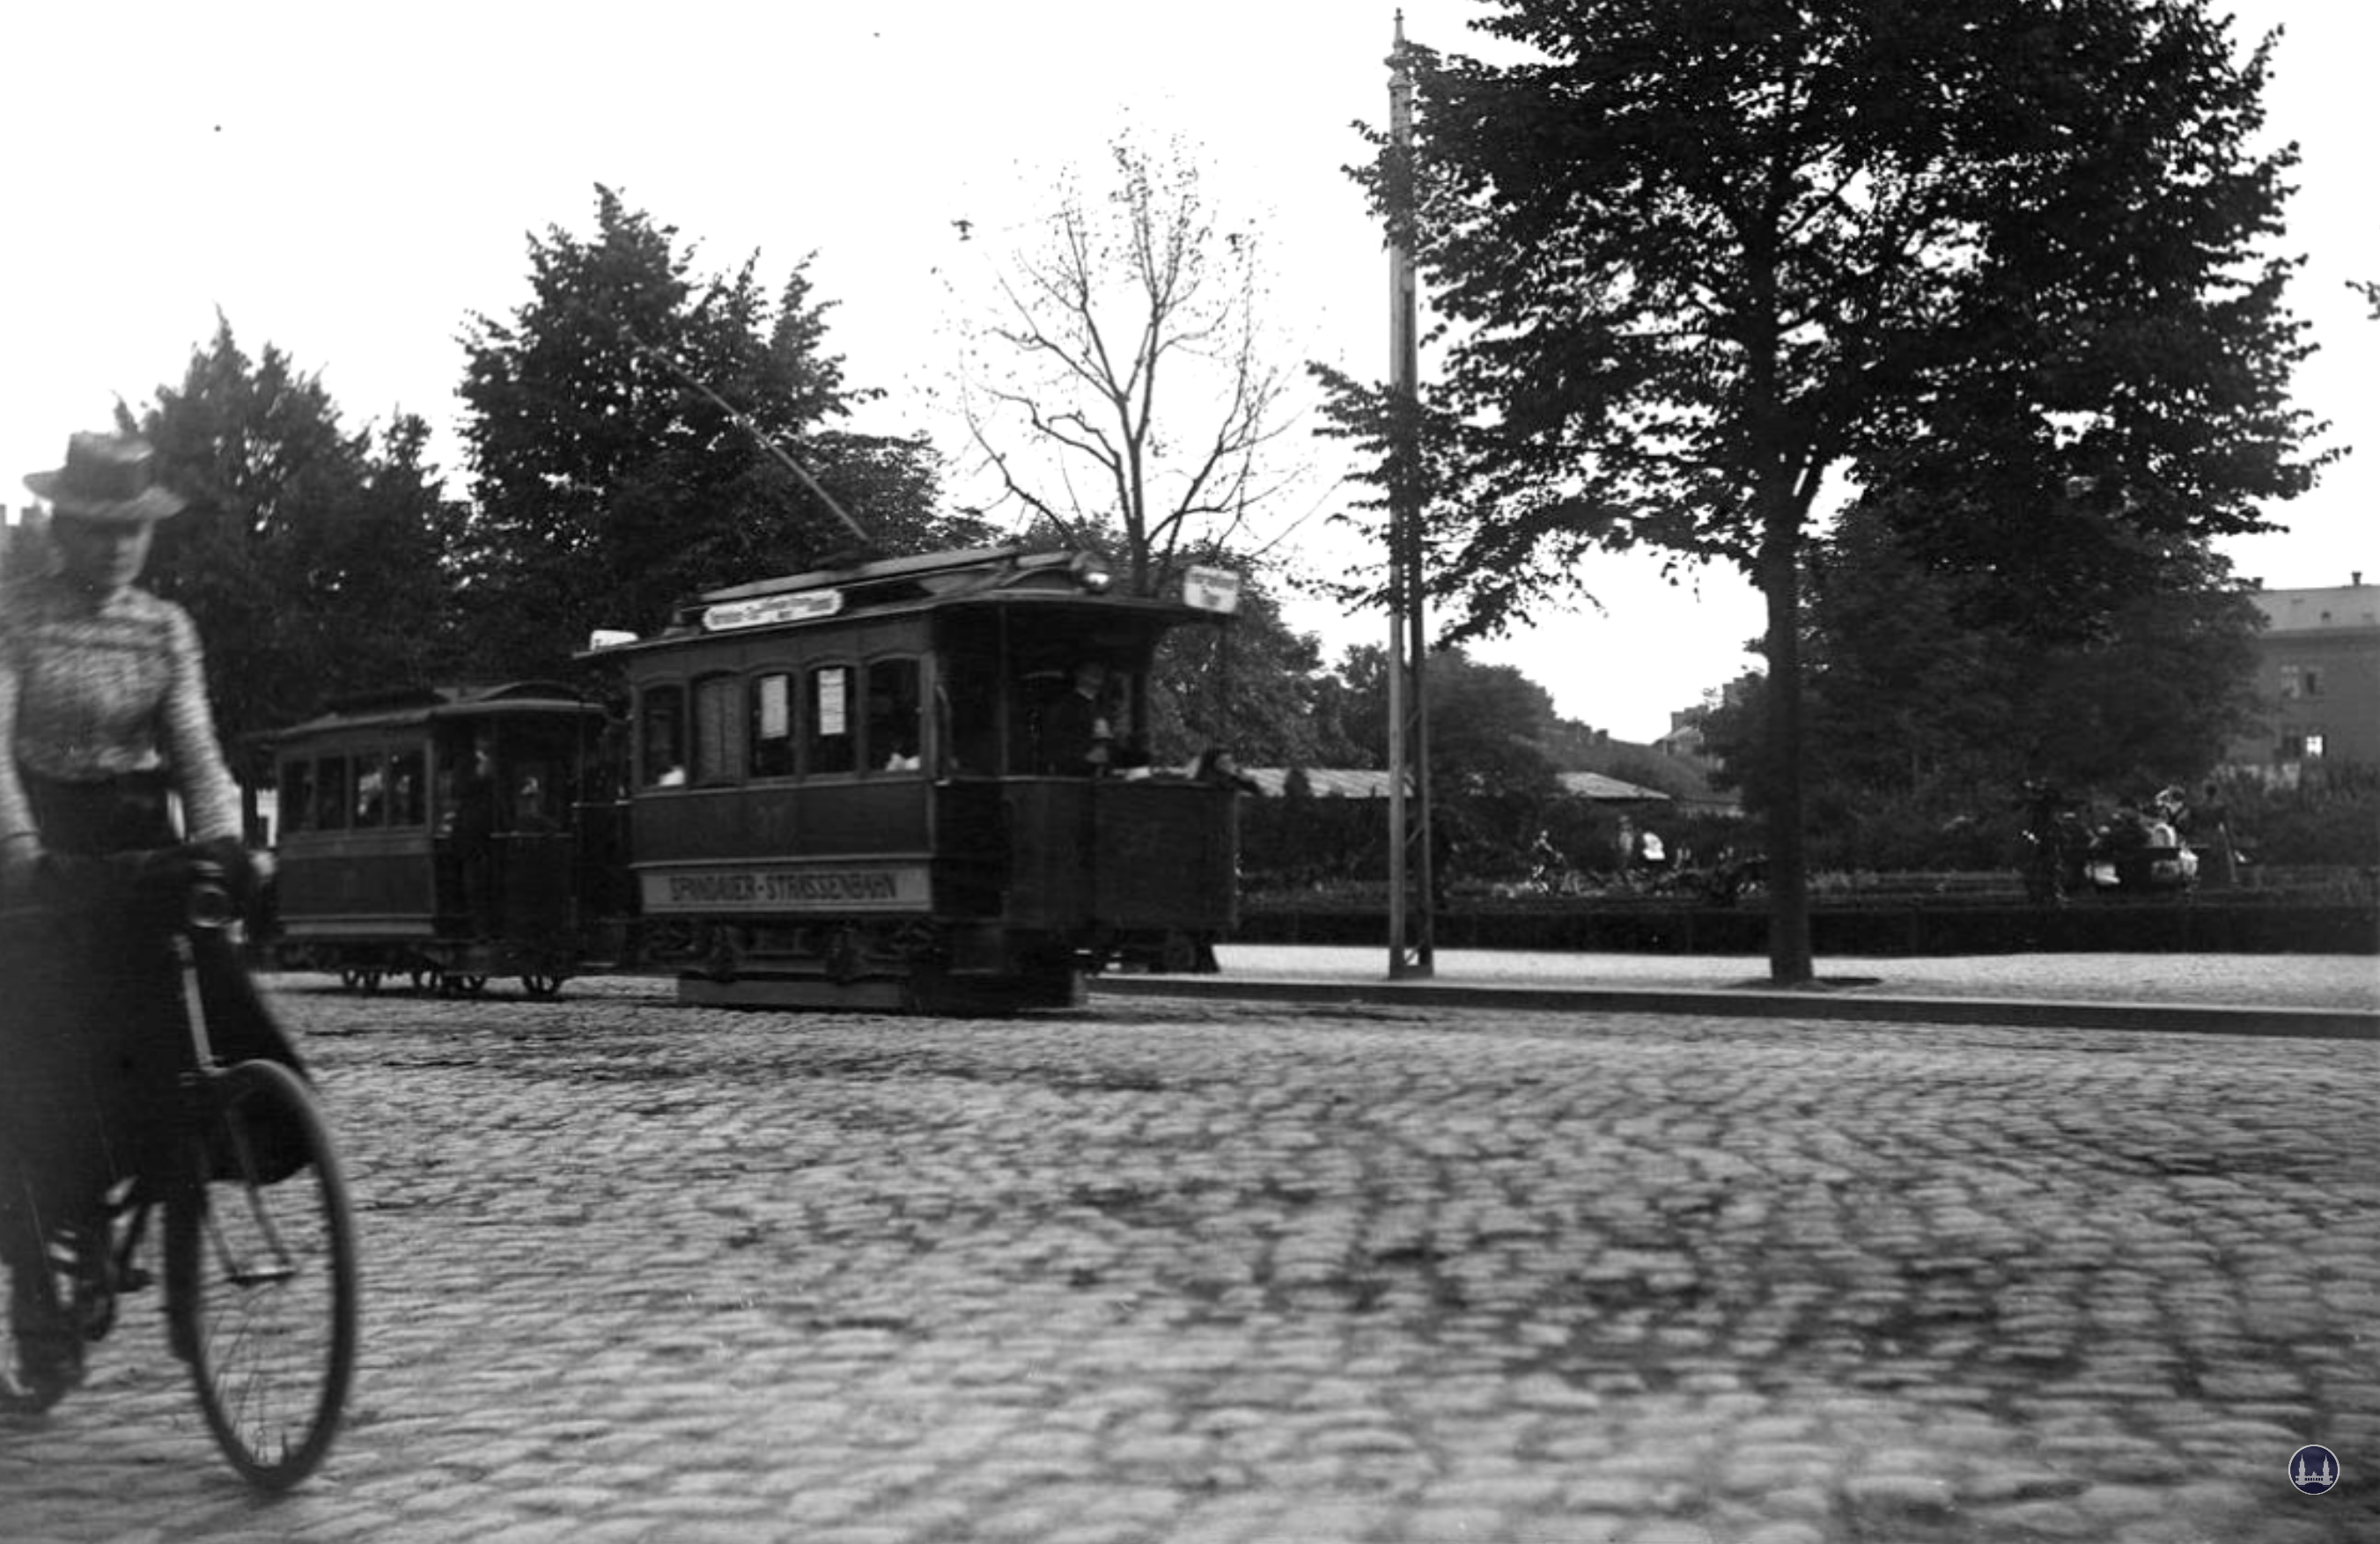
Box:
[514,773,558,834]
[1037,658,1113,775]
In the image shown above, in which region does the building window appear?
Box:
[2305,732,2326,759]
[2280,664,2322,699]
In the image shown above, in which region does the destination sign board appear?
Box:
[1182,564,1243,614]
[641,863,928,914]
[703,590,845,632]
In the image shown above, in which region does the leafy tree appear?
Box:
[1324,643,1566,879]
[134,317,466,762]
[457,186,970,678]
[1319,0,2325,982]
[956,136,1296,599]
[1147,568,1333,768]
[1702,501,2263,867]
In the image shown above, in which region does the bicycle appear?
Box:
[0,847,359,1490]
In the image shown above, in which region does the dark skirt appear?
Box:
[1,770,192,1260]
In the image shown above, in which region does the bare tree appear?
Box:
[957,137,1294,595]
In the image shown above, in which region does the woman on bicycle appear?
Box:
[0,430,247,1403]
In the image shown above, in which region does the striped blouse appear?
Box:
[0,567,242,851]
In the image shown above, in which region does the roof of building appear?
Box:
[1241,768,1672,803]
[2254,584,2380,633]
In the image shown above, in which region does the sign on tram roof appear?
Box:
[703,589,846,632]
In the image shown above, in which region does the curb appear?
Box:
[1092,974,2380,1040]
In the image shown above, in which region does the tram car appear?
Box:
[583,543,1244,1011]
[260,682,623,996]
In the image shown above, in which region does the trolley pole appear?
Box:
[1384,11,1434,981]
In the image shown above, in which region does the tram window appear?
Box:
[281,759,315,834]
[749,672,795,778]
[691,674,739,784]
[315,756,351,831]
[354,756,388,827]
[512,760,560,832]
[388,749,427,827]
[641,684,688,786]
[943,653,1000,775]
[866,659,923,772]
[807,665,855,776]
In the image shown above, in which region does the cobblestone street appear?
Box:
[4,975,2376,1542]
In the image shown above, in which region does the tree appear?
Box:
[1320,0,2326,982]
[457,187,971,679]
[956,137,1296,599]
[1326,643,1567,880]
[136,317,466,761]
[1702,498,2263,868]
[1146,561,1335,768]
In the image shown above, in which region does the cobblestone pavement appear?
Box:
[4,976,2376,1542]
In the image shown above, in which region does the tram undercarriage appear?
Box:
[655,915,1089,1014]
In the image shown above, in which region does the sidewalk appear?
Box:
[1095,944,2380,1038]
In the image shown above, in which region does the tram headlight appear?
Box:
[1072,555,1113,593]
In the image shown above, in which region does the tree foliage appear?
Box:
[1701,501,2264,866]
[1321,643,1567,879]
[957,137,1295,598]
[457,187,973,678]
[136,317,465,761]
[1319,0,2325,979]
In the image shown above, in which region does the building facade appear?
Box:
[2228,578,2380,771]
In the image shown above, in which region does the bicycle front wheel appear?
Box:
[166,1060,358,1490]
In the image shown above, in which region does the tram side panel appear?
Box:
[1092,780,1240,933]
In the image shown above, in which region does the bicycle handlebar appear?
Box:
[23,842,266,930]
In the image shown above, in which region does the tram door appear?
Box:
[433,716,585,942]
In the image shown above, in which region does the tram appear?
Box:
[261,682,623,996]
[585,544,1244,1011]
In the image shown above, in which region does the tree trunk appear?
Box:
[1759,508,1815,986]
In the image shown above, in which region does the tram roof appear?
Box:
[578,545,1231,660]
[261,681,605,743]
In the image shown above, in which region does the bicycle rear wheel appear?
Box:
[166,1060,358,1490]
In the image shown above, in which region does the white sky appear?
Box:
[4,1,2369,742]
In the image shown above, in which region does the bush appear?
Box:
[2218,764,2380,868]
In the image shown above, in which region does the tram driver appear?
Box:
[1037,658,1114,776]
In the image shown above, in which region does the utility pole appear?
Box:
[1384,11,1434,979]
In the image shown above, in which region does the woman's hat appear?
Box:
[23,431,187,523]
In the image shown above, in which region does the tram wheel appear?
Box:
[441,974,489,997]
[520,974,564,1000]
